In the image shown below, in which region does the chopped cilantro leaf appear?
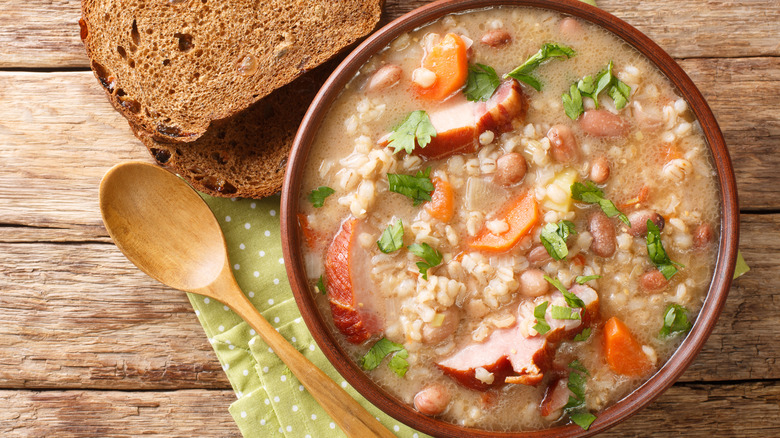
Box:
[564,359,597,430]
[573,327,592,342]
[551,305,581,320]
[646,220,683,279]
[387,110,437,154]
[464,63,501,102]
[308,186,335,208]
[562,83,583,120]
[543,275,585,308]
[569,359,590,376]
[315,276,327,295]
[575,275,601,284]
[408,242,442,280]
[361,338,409,377]
[533,301,551,334]
[659,304,692,338]
[377,219,404,254]
[388,168,435,206]
[540,220,577,261]
[505,43,576,91]
[571,181,630,226]
[570,412,597,430]
[562,60,632,119]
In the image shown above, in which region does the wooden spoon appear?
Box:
[99,162,394,438]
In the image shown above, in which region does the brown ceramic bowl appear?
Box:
[281,0,739,436]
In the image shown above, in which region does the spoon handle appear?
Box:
[225,287,396,438]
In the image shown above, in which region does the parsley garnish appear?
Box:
[315,276,327,295]
[543,275,585,308]
[564,360,597,430]
[387,168,435,206]
[562,60,631,120]
[571,181,630,226]
[387,110,437,154]
[377,219,404,254]
[464,63,501,101]
[533,301,551,334]
[361,338,409,377]
[646,220,683,279]
[562,83,584,120]
[505,43,576,91]
[540,220,577,260]
[569,359,590,375]
[659,304,692,338]
[308,186,335,208]
[551,305,581,320]
[575,275,601,284]
[573,327,592,342]
[408,243,442,280]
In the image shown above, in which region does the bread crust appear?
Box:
[80,0,382,143]
[131,64,331,198]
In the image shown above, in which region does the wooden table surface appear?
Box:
[1,0,778,436]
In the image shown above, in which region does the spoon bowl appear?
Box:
[100,161,225,291]
[99,161,394,438]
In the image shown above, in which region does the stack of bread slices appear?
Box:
[81,0,383,198]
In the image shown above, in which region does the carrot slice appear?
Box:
[425,177,455,222]
[469,192,539,252]
[414,33,469,101]
[603,316,652,377]
[620,184,649,209]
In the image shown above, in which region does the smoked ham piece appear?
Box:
[410,79,528,160]
[436,285,599,391]
[437,328,551,390]
[324,217,383,344]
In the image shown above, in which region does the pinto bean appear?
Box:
[422,307,460,345]
[546,124,579,163]
[640,270,668,292]
[519,268,549,297]
[627,210,665,237]
[559,17,583,37]
[367,64,402,92]
[527,245,553,266]
[694,222,714,249]
[414,384,451,416]
[481,29,512,47]
[494,153,527,186]
[590,157,611,184]
[579,109,630,138]
[589,211,616,258]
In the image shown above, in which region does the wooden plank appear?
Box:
[0,56,778,239]
[0,213,775,390]
[0,239,229,390]
[1,1,779,69]
[1,383,778,436]
[0,390,240,437]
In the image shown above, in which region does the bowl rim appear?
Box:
[281,0,739,436]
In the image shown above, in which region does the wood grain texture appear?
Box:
[1,1,779,69]
[0,56,777,240]
[0,390,241,437]
[0,214,774,390]
[0,238,229,390]
[2,382,779,437]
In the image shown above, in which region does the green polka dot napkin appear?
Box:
[189,194,429,438]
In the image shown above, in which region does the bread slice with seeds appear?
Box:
[131,63,330,198]
[80,0,382,143]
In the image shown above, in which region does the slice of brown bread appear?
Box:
[130,62,331,199]
[80,0,381,143]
